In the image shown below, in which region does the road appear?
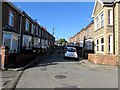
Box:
[15,48,118,88]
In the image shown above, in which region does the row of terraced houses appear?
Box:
[69,0,120,66]
[0,1,55,68]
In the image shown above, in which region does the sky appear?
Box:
[13,2,95,41]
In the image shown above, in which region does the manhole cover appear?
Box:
[55,75,67,79]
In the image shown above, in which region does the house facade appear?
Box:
[84,21,94,50]
[92,0,114,55]
[1,1,55,54]
[69,21,94,50]
[2,2,22,53]
[88,0,119,65]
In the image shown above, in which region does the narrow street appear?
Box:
[15,48,118,88]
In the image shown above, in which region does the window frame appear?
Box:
[8,10,15,27]
[25,18,30,31]
[95,17,99,30]
[108,10,113,25]
[100,37,104,53]
[100,12,104,27]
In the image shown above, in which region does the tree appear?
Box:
[58,38,67,46]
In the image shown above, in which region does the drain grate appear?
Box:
[55,75,67,79]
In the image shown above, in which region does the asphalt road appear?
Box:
[15,48,118,88]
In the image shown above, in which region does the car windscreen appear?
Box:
[67,48,76,52]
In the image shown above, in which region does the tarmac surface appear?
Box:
[1,48,119,89]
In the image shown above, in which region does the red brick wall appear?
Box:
[88,54,118,66]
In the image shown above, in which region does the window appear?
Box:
[9,11,14,27]
[108,35,113,53]
[100,12,104,27]
[100,37,104,52]
[95,17,99,30]
[31,24,34,34]
[36,26,39,36]
[108,10,113,25]
[96,39,99,52]
[25,19,30,31]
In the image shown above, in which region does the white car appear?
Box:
[64,47,78,59]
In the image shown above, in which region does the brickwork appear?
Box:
[0,46,5,69]
[88,54,117,66]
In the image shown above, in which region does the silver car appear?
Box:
[64,47,78,59]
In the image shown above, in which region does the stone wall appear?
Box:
[88,54,117,66]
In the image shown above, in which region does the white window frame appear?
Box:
[100,12,104,27]
[108,10,113,25]
[9,11,14,27]
[95,38,99,53]
[95,17,99,30]
[36,26,39,36]
[108,35,113,53]
[100,37,104,53]
[25,19,30,31]
[31,24,34,34]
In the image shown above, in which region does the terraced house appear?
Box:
[89,0,120,65]
[2,2,22,53]
[0,1,55,67]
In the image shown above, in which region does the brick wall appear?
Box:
[88,54,117,66]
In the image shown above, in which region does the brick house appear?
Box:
[2,2,22,53]
[89,0,118,65]
[84,21,94,50]
[21,11,35,51]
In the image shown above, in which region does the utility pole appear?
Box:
[52,28,54,36]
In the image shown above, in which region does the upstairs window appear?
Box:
[25,19,30,31]
[31,24,34,34]
[100,12,104,27]
[9,11,14,27]
[36,26,39,36]
[108,10,113,25]
[95,17,99,30]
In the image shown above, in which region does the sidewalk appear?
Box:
[79,58,118,70]
[1,54,44,89]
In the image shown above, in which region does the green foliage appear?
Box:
[58,38,67,45]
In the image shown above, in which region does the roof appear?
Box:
[92,0,114,17]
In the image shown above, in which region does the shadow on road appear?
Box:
[25,47,80,70]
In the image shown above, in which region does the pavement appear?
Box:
[1,51,119,89]
[79,58,119,70]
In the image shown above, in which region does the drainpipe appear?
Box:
[113,3,115,55]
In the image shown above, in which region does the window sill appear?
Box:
[94,27,104,32]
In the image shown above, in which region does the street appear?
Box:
[15,48,118,88]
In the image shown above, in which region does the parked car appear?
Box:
[64,47,78,60]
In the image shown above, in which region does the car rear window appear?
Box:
[67,48,76,52]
